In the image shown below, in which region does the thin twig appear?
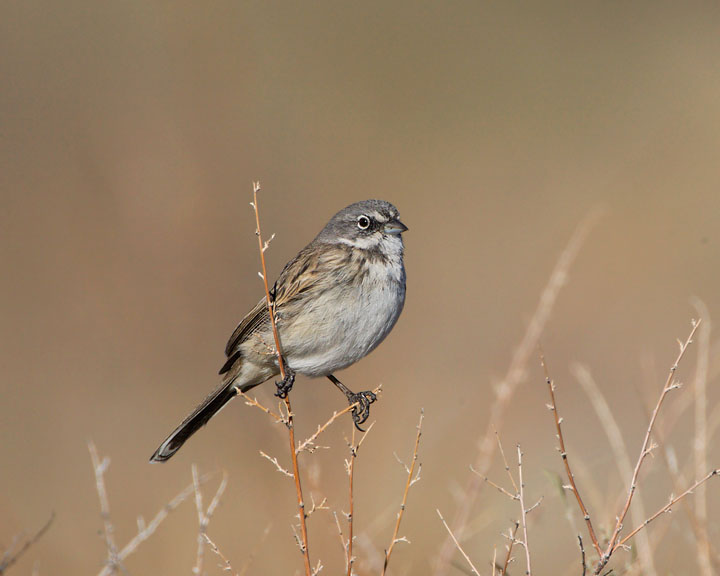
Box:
[572,363,656,575]
[0,512,55,575]
[578,535,586,576]
[436,509,481,576]
[435,210,601,576]
[89,442,121,574]
[596,320,701,573]
[382,409,424,575]
[500,522,519,576]
[237,391,284,424]
[691,298,712,576]
[344,423,374,576]
[516,445,532,576]
[203,533,238,576]
[616,469,719,549]
[251,182,312,576]
[297,389,379,455]
[540,356,601,557]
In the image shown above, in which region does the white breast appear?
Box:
[284,240,406,377]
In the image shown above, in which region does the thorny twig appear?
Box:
[516,445,533,576]
[251,181,312,576]
[381,409,424,575]
[540,356,601,557]
[594,320,701,574]
[500,522,520,576]
[297,388,380,455]
[343,423,374,576]
[572,363,656,575]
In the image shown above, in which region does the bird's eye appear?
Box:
[357,215,371,230]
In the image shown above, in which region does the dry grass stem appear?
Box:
[251,181,312,576]
[436,509,481,576]
[540,356,601,557]
[572,363,656,575]
[0,512,55,576]
[435,210,601,575]
[381,409,424,576]
[595,320,701,573]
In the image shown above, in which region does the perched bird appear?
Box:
[150,199,408,462]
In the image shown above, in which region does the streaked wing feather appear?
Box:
[222,243,349,361]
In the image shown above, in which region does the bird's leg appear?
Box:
[327,374,377,431]
[275,367,296,399]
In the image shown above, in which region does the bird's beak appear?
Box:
[384,219,408,235]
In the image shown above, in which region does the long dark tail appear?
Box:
[150,380,239,463]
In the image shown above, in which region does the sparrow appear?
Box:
[150,199,407,462]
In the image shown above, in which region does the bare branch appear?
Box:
[572,363,656,575]
[382,409,424,575]
[541,356,601,557]
[251,182,311,576]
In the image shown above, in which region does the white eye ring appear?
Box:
[357,215,371,230]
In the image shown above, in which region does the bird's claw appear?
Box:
[275,370,296,399]
[348,390,377,431]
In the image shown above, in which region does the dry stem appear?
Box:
[251,181,311,576]
[595,320,701,573]
[572,363,656,575]
[540,356,601,556]
[616,469,719,549]
[516,445,532,576]
[691,298,712,576]
[381,409,424,575]
[501,522,520,576]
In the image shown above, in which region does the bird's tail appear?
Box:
[150,379,240,463]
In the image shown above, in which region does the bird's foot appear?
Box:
[347,390,377,431]
[275,368,296,399]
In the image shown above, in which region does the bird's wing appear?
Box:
[222,244,346,366]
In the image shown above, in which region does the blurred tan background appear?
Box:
[2,2,720,575]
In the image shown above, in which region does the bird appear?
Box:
[150,199,408,462]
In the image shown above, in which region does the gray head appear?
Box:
[315,200,408,250]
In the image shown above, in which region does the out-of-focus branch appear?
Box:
[435,210,601,575]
